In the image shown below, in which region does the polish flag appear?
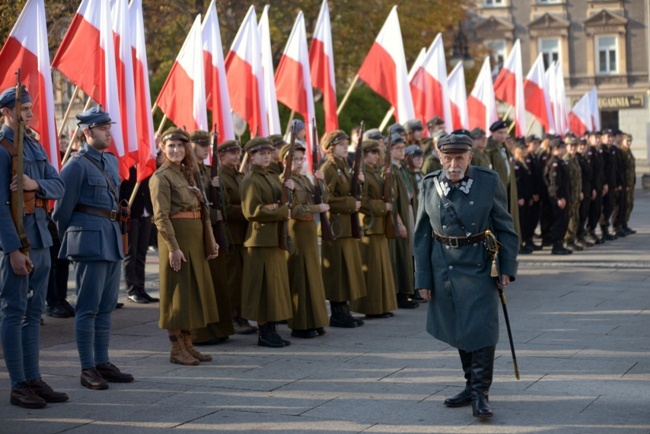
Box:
[589,86,601,131]
[111,0,138,177]
[258,6,280,135]
[467,57,498,134]
[447,62,469,130]
[309,0,338,132]
[550,62,569,135]
[408,48,427,81]
[357,6,414,123]
[52,0,125,162]
[410,34,452,131]
[225,6,268,137]
[0,0,59,169]
[155,15,207,132]
[524,53,555,133]
[202,0,235,142]
[569,90,592,136]
[275,11,315,171]
[493,39,526,136]
[129,0,156,182]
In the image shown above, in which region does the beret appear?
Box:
[390,133,405,145]
[489,120,508,132]
[526,134,541,143]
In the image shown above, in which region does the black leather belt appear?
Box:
[74,204,118,221]
[433,231,486,248]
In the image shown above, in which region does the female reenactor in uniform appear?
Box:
[150,128,219,366]
[280,142,329,338]
[240,137,294,347]
[350,140,397,318]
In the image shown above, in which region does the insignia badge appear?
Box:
[552,162,558,168]
[440,180,451,196]
[459,178,473,194]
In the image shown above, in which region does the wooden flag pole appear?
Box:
[58,85,80,137]
[285,111,296,137]
[378,107,395,132]
[156,114,168,136]
[61,95,94,166]
[336,74,359,115]
[128,182,141,208]
[526,118,537,135]
[507,119,517,134]
[501,105,513,122]
[151,103,158,115]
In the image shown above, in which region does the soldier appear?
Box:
[536,135,553,247]
[611,130,628,237]
[620,134,636,235]
[523,135,543,251]
[0,86,67,408]
[586,131,605,244]
[362,128,385,150]
[426,115,446,137]
[576,138,594,247]
[320,130,367,328]
[563,136,584,251]
[543,139,572,255]
[598,129,618,240]
[513,145,534,254]
[469,127,490,168]
[267,134,286,176]
[388,122,407,140]
[404,144,424,214]
[53,106,134,389]
[403,119,424,146]
[414,134,518,419]
[421,131,444,175]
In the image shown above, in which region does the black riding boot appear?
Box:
[471,345,496,419]
[270,321,290,346]
[444,349,473,407]
[329,302,357,328]
[258,323,284,348]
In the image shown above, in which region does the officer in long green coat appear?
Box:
[414,134,518,419]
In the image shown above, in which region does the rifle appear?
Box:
[382,133,400,239]
[210,124,229,253]
[350,121,364,239]
[311,119,335,241]
[9,69,31,254]
[279,124,295,253]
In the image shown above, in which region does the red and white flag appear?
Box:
[589,86,600,131]
[569,90,592,136]
[547,61,569,135]
[258,6,280,135]
[357,6,414,123]
[155,15,207,132]
[0,0,59,169]
[447,62,469,131]
[225,6,268,137]
[52,0,125,162]
[309,0,338,133]
[410,34,452,131]
[129,0,156,182]
[467,57,498,134]
[493,39,526,136]
[202,0,235,142]
[524,53,555,133]
[275,11,315,171]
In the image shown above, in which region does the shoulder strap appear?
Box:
[433,176,471,236]
[82,154,120,205]
[0,137,14,156]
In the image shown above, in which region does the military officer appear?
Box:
[544,139,572,255]
[563,136,584,251]
[53,106,134,390]
[0,86,67,408]
[414,134,518,419]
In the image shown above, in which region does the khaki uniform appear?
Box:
[485,138,521,239]
[320,156,367,302]
[422,153,442,175]
[471,148,491,168]
[563,154,582,244]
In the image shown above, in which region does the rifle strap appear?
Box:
[81,154,122,208]
[0,137,15,156]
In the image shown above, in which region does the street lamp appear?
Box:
[450,21,475,70]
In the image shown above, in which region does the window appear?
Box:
[539,38,560,69]
[537,0,561,4]
[486,39,506,73]
[483,0,504,6]
[596,35,617,74]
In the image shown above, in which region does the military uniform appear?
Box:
[544,153,571,253]
[622,143,636,232]
[471,148,490,168]
[485,137,521,239]
[598,139,617,238]
[563,150,582,247]
[576,147,593,244]
[422,152,442,175]
[514,157,533,251]
[586,140,604,242]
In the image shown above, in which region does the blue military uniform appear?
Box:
[0,86,65,407]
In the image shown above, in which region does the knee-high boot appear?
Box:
[444,349,473,407]
[471,345,495,419]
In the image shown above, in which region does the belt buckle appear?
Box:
[194,211,200,219]
[110,210,117,221]
[449,237,459,248]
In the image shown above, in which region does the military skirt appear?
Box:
[388,235,415,294]
[224,244,245,308]
[158,218,220,330]
[241,246,292,322]
[351,234,397,315]
[321,237,366,302]
[286,220,328,330]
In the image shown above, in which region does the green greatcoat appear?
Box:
[422,153,442,175]
[350,164,398,315]
[485,138,521,239]
[239,165,292,322]
[563,153,582,243]
[320,156,367,302]
[471,148,491,168]
[286,173,329,331]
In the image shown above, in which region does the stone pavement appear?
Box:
[1,190,650,433]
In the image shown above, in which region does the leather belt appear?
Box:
[433,231,486,248]
[169,210,201,219]
[75,204,118,221]
[293,215,315,222]
[24,198,49,215]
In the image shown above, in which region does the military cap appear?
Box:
[218,139,241,152]
[469,127,486,139]
[588,130,601,136]
[437,134,473,153]
[189,130,211,146]
[526,134,541,143]
[268,134,286,148]
[244,136,274,154]
[362,139,381,152]
[291,119,305,132]
[613,128,623,135]
[0,85,31,109]
[363,128,384,141]
[489,120,508,132]
[601,128,614,135]
[565,135,578,146]
[426,116,444,128]
[578,138,587,145]
[76,105,116,128]
[321,130,349,150]
[405,144,423,156]
[161,127,190,143]
[279,141,306,160]
[388,122,406,135]
[403,119,424,132]
[548,138,565,149]
[451,128,471,137]
[390,133,406,145]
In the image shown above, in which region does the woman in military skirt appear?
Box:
[350,140,397,318]
[150,128,219,366]
[239,137,294,347]
[280,142,329,338]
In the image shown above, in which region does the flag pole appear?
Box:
[526,118,537,135]
[285,111,296,137]
[378,107,395,132]
[128,182,141,208]
[508,119,517,134]
[151,103,158,116]
[58,85,80,137]
[61,95,94,166]
[501,105,513,122]
[156,114,168,136]
[336,74,359,115]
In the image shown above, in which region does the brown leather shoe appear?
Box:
[26,378,69,403]
[10,383,47,409]
[81,368,109,390]
[95,362,134,383]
